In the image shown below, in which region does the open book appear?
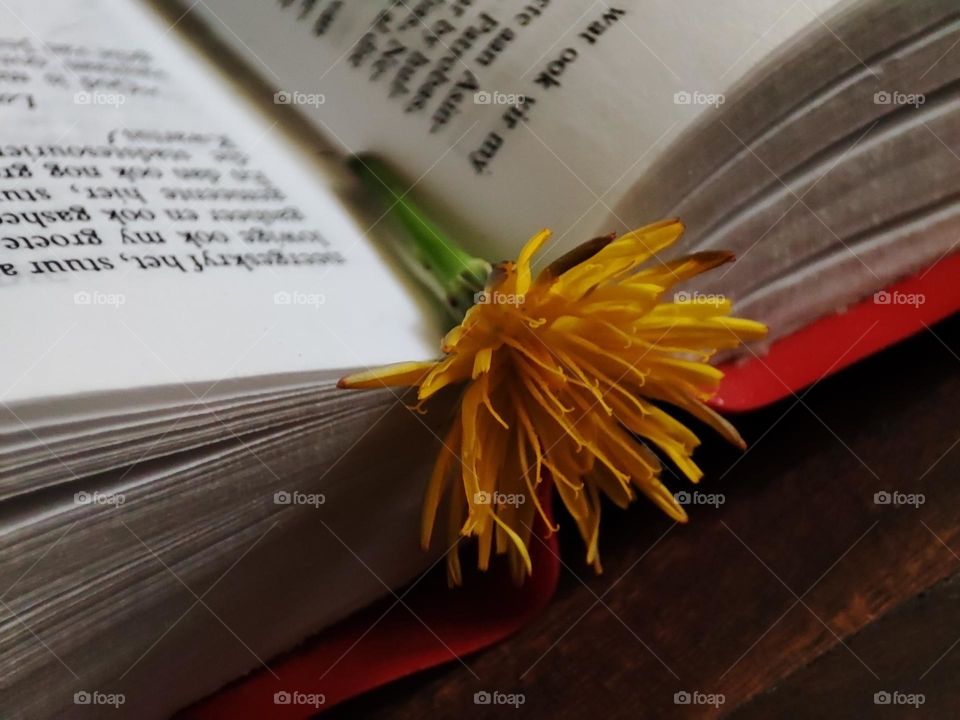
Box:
[2,0,957,716]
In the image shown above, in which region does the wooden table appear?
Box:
[327,313,960,719]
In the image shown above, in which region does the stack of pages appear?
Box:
[1,0,958,716]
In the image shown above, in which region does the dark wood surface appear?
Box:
[326,313,960,719]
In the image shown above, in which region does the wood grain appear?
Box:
[326,313,960,719]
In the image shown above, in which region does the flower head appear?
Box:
[340,219,766,584]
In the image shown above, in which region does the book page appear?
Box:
[0,0,437,414]
[184,0,841,261]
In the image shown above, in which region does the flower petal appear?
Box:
[516,228,551,295]
[338,360,436,389]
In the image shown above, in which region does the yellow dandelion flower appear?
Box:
[340,218,767,585]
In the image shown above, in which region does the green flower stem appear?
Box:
[350,154,491,323]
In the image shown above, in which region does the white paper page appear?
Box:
[188,0,841,260]
[0,0,437,415]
